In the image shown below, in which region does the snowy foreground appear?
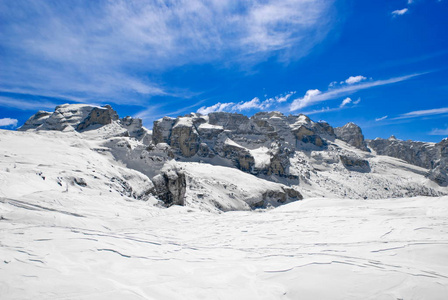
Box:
[1,194,448,299]
[0,128,448,299]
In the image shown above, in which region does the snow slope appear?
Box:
[1,118,448,299]
[1,193,447,299]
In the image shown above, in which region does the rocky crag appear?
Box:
[369,136,448,187]
[16,104,448,210]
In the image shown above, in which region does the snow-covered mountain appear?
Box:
[7,103,447,212]
[1,104,448,299]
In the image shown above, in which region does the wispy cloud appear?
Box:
[0,96,58,111]
[394,107,448,119]
[0,118,18,127]
[429,127,448,135]
[375,115,388,121]
[0,0,335,106]
[289,73,423,111]
[392,8,409,16]
[197,92,296,114]
[339,97,352,108]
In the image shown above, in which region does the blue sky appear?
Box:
[0,0,447,142]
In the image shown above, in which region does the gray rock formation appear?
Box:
[368,136,437,169]
[339,155,371,172]
[151,112,340,176]
[18,110,52,131]
[257,187,303,208]
[151,168,186,206]
[335,122,369,151]
[76,105,119,131]
[18,103,149,142]
[368,137,448,186]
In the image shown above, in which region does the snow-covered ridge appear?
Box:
[9,103,448,211]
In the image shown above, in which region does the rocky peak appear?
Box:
[18,110,52,131]
[334,122,369,151]
[76,105,119,131]
[18,103,148,141]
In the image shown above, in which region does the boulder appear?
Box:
[339,155,370,172]
[151,168,186,206]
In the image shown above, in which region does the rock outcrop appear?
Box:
[76,105,119,131]
[18,103,149,142]
[151,112,341,177]
[151,168,186,206]
[368,136,437,169]
[335,122,369,151]
[339,155,371,172]
[369,137,448,186]
[18,110,52,131]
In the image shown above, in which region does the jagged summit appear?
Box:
[18,103,150,142]
[11,104,448,212]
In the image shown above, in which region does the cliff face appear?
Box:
[15,104,448,210]
[18,103,150,141]
[369,137,448,186]
[334,122,369,152]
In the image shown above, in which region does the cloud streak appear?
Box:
[392,8,409,16]
[289,73,424,111]
[0,0,335,106]
[429,127,448,136]
[0,96,58,111]
[394,107,448,119]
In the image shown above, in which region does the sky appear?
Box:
[0,0,447,142]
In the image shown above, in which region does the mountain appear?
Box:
[2,104,448,299]
[9,103,446,213]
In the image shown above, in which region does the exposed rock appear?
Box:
[18,111,52,131]
[369,137,448,186]
[221,142,255,172]
[292,125,324,147]
[151,168,186,206]
[77,105,119,131]
[37,104,94,131]
[18,104,149,142]
[339,155,371,172]
[428,163,448,187]
[255,187,303,208]
[152,117,176,145]
[170,122,200,157]
[368,137,437,169]
[208,112,251,133]
[335,122,369,151]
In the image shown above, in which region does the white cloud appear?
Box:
[0,0,335,104]
[197,102,235,115]
[392,8,409,16]
[407,0,414,4]
[234,97,262,111]
[289,73,423,111]
[395,107,448,119]
[197,91,296,114]
[0,118,18,127]
[353,98,361,104]
[375,115,388,121]
[339,97,352,108]
[429,127,448,135]
[345,75,367,85]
